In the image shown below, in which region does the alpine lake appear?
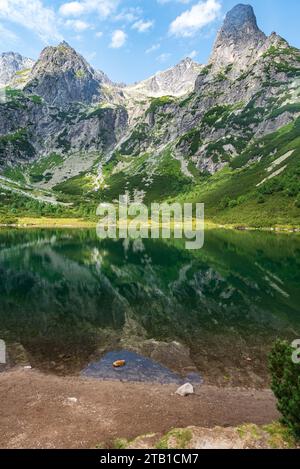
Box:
[0,227,299,388]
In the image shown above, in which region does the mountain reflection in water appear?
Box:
[0,228,299,387]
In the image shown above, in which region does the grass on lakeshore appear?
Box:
[16,217,96,228]
[0,216,298,233]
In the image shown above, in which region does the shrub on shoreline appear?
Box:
[269,340,300,437]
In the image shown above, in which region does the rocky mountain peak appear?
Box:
[25,41,102,107]
[209,3,266,73]
[126,57,203,98]
[179,57,195,67]
[0,52,35,87]
[29,41,94,78]
[221,4,261,34]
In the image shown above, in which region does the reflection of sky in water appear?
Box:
[82,350,203,384]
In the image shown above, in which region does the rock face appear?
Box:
[0,42,128,168]
[119,4,300,175]
[25,42,102,107]
[209,4,266,73]
[0,52,34,86]
[126,57,203,98]
[0,98,128,167]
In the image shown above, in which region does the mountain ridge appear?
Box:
[125,57,203,98]
[0,3,300,228]
[0,44,202,100]
[24,41,102,107]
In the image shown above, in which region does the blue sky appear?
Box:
[0,0,300,84]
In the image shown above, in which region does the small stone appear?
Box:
[175,383,194,397]
[67,397,78,403]
[23,365,32,370]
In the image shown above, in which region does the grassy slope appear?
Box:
[1,113,300,229]
[84,117,300,228]
[167,118,300,228]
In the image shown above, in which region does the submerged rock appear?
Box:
[113,360,126,368]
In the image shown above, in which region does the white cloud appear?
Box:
[156,52,171,63]
[59,1,85,17]
[113,7,142,23]
[0,0,62,42]
[95,31,103,38]
[132,19,154,33]
[169,0,221,37]
[188,49,198,58]
[65,19,91,32]
[146,43,161,54]
[59,0,120,18]
[110,29,127,48]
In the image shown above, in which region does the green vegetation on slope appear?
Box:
[0,128,35,162]
[95,149,192,204]
[230,118,300,169]
[177,129,202,156]
[27,153,65,183]
[167,118,300,227]
[54,172,95,196]
[1,98,300,228]
[146,96,174,115]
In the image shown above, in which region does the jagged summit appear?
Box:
[210,3,266,73]
[25,41,102,106]
[178,57,197,67]
[59,40,72,48]
[29,41,95,78]
[220,4,263,35]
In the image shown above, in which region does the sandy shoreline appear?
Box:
[0,368,279,449]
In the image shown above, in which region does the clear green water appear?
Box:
[0,228,299,387]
